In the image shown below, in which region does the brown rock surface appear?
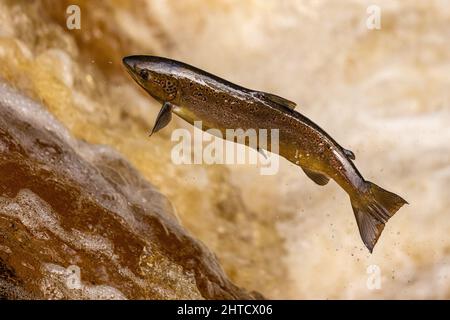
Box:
[0,81,260,299]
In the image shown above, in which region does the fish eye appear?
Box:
[139,69,149,80]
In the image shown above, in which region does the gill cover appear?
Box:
[137,68,179,102]
[155,75,178,101]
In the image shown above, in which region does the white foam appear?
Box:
[42,263,127,300]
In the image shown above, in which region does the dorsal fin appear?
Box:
[255,91,297,110]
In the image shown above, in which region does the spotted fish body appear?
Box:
[123,55,407,252]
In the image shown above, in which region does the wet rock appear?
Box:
[0,81,260,299]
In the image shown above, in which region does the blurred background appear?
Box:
[0,0,449,299]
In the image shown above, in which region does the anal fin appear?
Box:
[302,168,330,186]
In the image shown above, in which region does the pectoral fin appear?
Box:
[150,102,173,136]
[302,168,330,186]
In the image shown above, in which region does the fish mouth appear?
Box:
[122,56,135,74]
[122,56,142,84]
[122,56,152,95]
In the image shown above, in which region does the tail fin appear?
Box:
[351,181,408,253]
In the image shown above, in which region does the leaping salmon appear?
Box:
[123,55,407,253]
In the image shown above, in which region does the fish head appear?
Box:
[123,55,179,103]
